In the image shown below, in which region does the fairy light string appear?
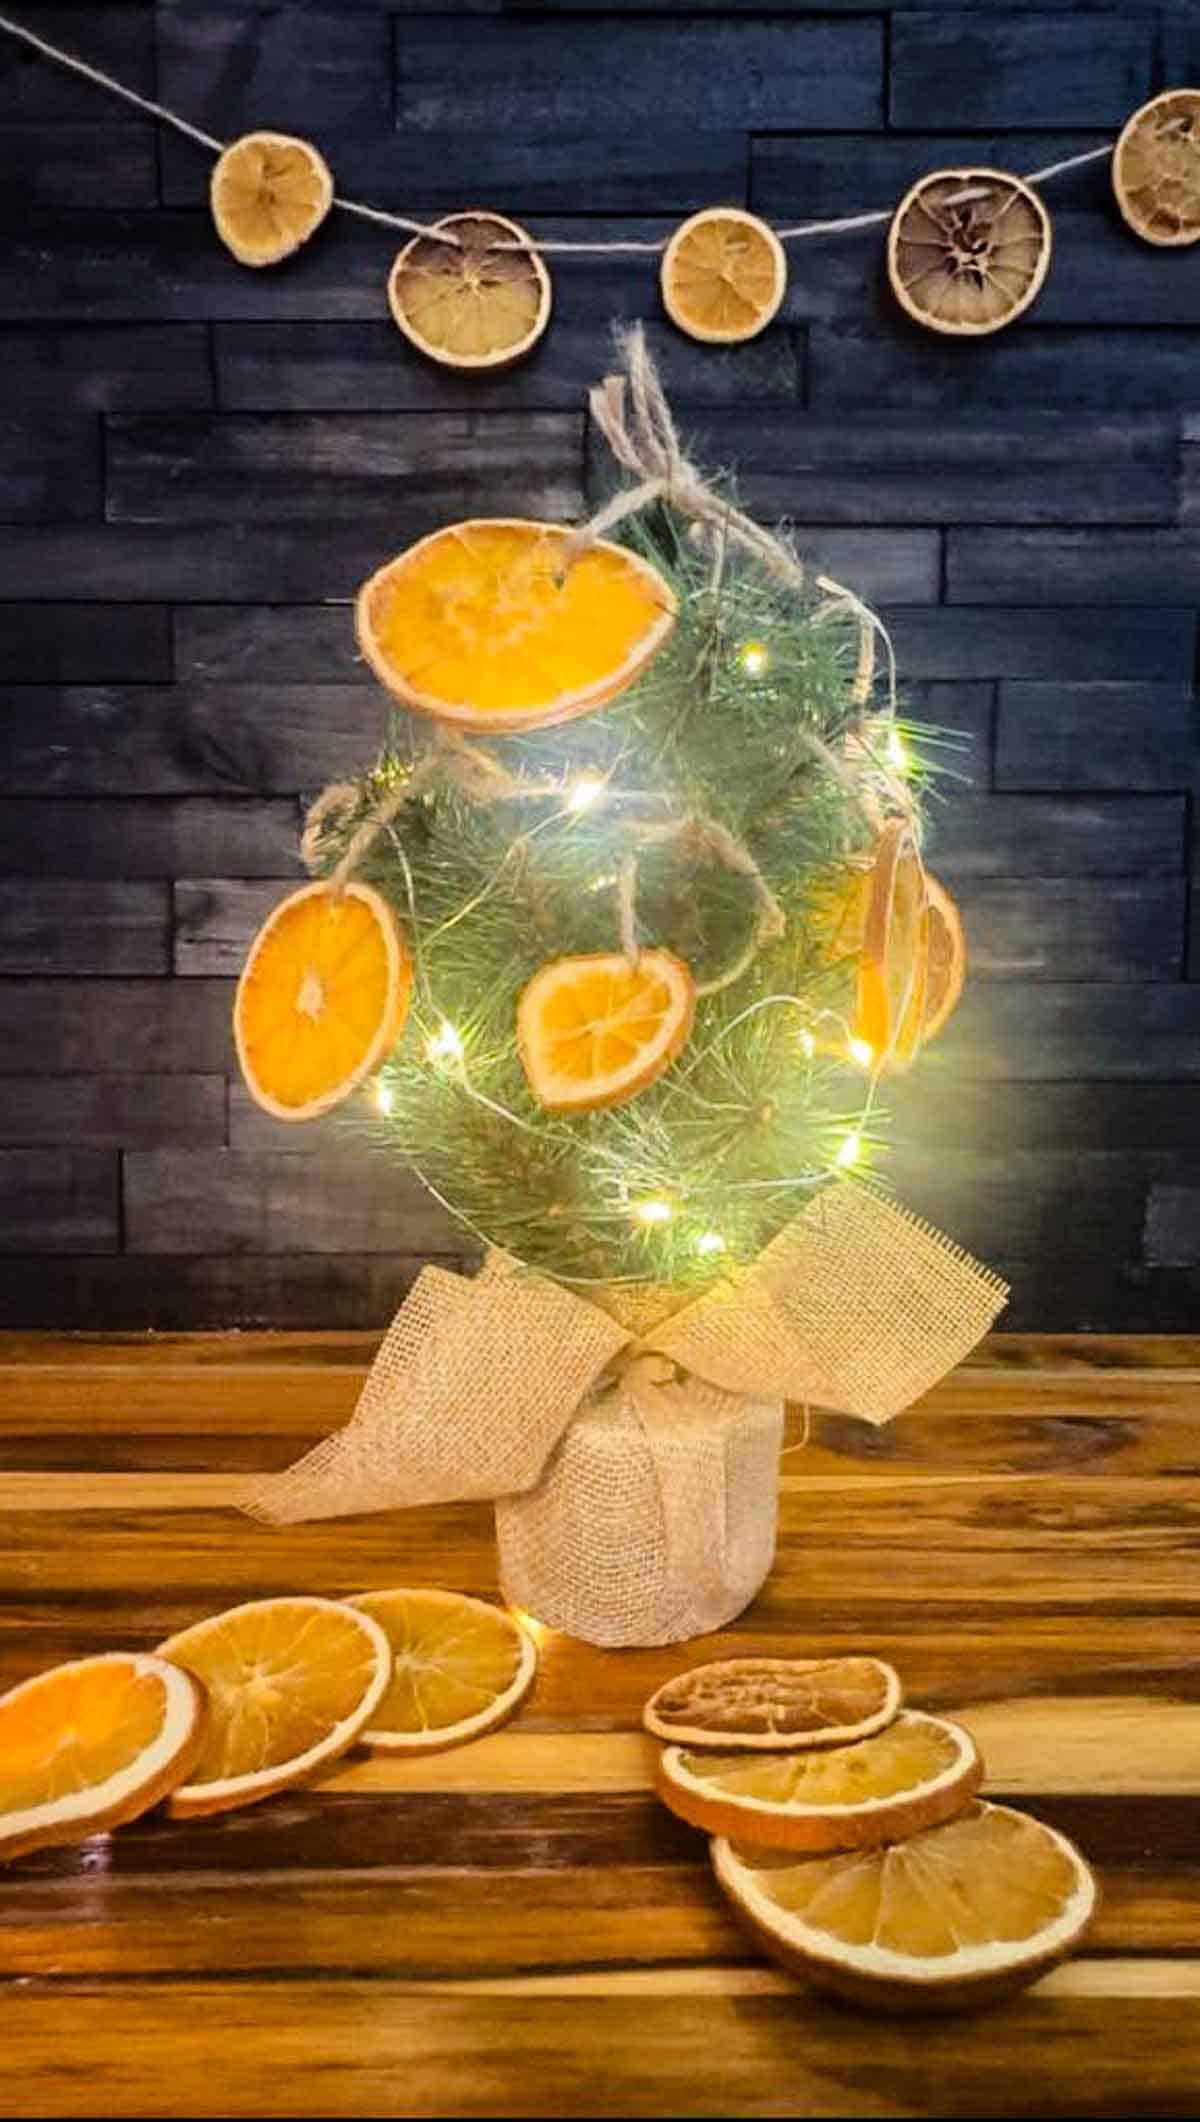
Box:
[0,7,1115,260]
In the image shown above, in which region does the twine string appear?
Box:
[0,9,1115,258]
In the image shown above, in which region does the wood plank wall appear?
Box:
[1,0,1199,1331]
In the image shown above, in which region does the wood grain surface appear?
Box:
[0,1333,1196,2117]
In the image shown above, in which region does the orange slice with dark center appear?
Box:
[388,210,551,369]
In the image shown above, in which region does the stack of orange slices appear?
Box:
[647,1652,1097,2012]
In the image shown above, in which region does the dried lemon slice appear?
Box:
[714,1800,1098,2012]
[517,948,696,1114]
[356,519,676,736]
[388,210,551,370]
[210,131,333,268]
[644,1656,901,1751]
[0,1653,204,1860]
[661,207,786,345]
[350,1590,536,1753]
[888,168,1051,336]
[658,1710,981,1851]
[1113,90,1200,246]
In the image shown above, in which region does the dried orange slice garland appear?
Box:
[517,948,696,1113]
[1113,90,1200,246]
[350,1590,536,1753]
[158,1596,391,1819]
[714,1801,1098,2013]
[356,519,677,736]
[210,131,333,267]
[661,208,787,344]
[888,168,1052,336]
[0,1653,205,1860]
[389,210,551,369]
[643,1655,902,1751]
[658,1710,982,1852]
[234,879,413,1123]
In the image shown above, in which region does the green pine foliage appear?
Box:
[314,505,945,1290]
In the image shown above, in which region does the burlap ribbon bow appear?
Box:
[247,1183,1008,1531]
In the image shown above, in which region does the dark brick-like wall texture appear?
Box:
[2,1,1199,1330]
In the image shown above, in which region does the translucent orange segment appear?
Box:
[0,1661,166,1813]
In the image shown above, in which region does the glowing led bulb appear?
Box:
[797,1028,817,1060]
[426,1021,464,1064]
[696,1231,726,1256]
[848,1036,874,1070]
[633,1197,673,1226]
[739,640,770,678]
[566,773,605,812]
[373,1081,394,1116]
[836,1131,862,1169]
[886,724,908,772]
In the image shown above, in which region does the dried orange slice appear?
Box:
[644,1656,901,1751]
[234,879,412,1124]
[0,1652,204,1861]
[657,1710,980,1852]
[356,519,676,736]
[388,210,551,369]
[210,131,333,268]
[714,1799,1098,2013]
[888,169,1051,336]
[853,820,929,1074]
[517,948,696,1114]
[158,1596,390,1819]
[661,208,786,344]
[1113,90,1200,247]
[350,1589,536,1754]
[921,873,966,1046]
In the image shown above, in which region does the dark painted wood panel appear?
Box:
[173,877,288,974]
[0,979,235,1073]
[810,326,1200,414]
[949,529,1200,606]
[0,7,153,120]
[156,5,391,130]
[0,1075,227,1150]
[0,800,302,877]
[227,1079,342,1152]
[0,880,169,975]
[0,1252,453,1330]
[0,526,415,603]
[1145,1178,1200,1270]
[886,607,1196,683]
[0,326,212,412]
[950,878,1184,983]
[690,414,1178,526]
[0,1148,117,1253]
[995,684,1197,794]
[752,132,1113,215]
[892,1148,1154,1263]
[173,609,364,685]
[889,13,1152,128]
[105,412,585,527]
[0,123,156,210]
[888,1079,1200,1157]
[123,1149,463,1254]
[0,414,98,522]
[396,17,884,133]
[0,685,382,795]
[932,795,1187,877]
[1038,215,1200,326]
[1,605,169,683]
[932,983,1200,1081]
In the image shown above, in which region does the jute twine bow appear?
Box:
[246,1181,1008,1532]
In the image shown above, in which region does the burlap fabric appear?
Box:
[246,1183,1007,1648]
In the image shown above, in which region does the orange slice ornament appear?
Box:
[210,132,333,267]
[388,210,551,369]
[356,520,677,736]
[852,821,930,1074]
[517,949,696,1113]
[234,880,413,1122]
[661,208,787,344]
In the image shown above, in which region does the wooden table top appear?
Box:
[1,1330,1198,2119]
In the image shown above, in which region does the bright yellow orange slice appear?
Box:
[517,948,696,1113]
[661,207,787,344]
[921,873,967,1045]
[853,821,929,1074]
[657,1710,980,1852]
[643,1656,901,1751]
[388,210,551,369]
[158,1596,390,1819]
[0,1652,204,1860]
[356,519,676,736]
[210,131,333,268]
[234,879,412,1123]
[713,1799,1098,2012]
[350,1589,536,1754]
